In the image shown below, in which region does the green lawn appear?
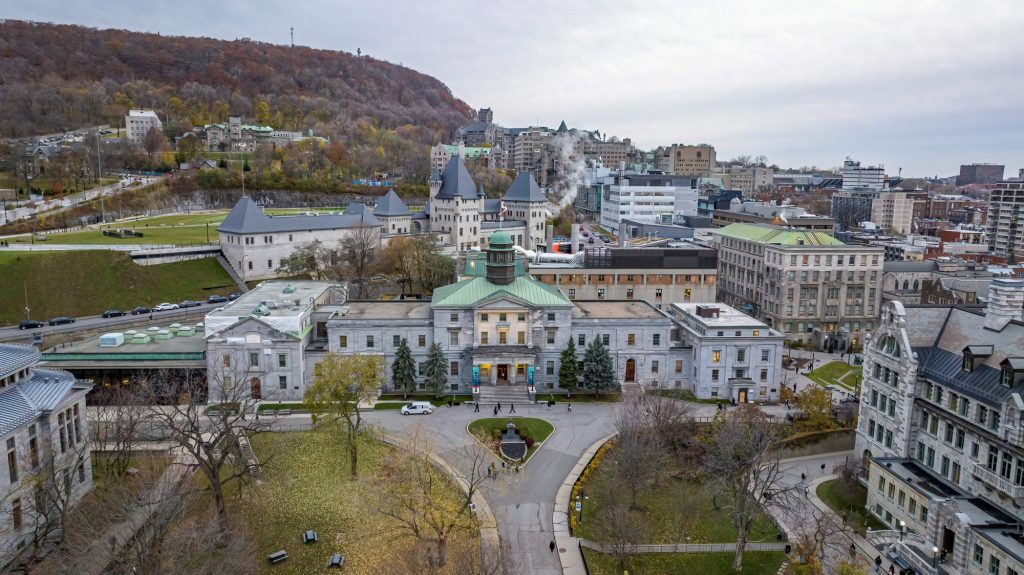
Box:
[540,391,622,403]
[246,430,478,574]
[116,212,229,226]
[816,479,887,536]
[582,549,787,575]
[0,251,235,324]
[468,417,554,462]
[807,361,860,390]
[651,389,722,404]
[576,444,779,545]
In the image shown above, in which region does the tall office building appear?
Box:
[842,158,885,192]
[986,180,1024,256]
[956,163,1004,186]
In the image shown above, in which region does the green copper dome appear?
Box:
[489,230,513,249]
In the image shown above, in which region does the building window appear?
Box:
[394,335,402,347]
[712,350,721,363]
[28,426,38,469]
[547,331,556,345]
[339,335,348,348]
[651,361,659,374]
[450,313,459,322]
[602,334,610,346]
[366,335,375,348]
[653,333,661,346]
[711,369,719,382]
[760,368,768,381]
[597,288,605,299]
[481,332,489,345]
[278,354,287,368]
[450,332,459,346]
[223,354,231,367]
[578,334,586,346]
[499,313,507,322]
[974,545,984,564]
[568,288,576,298]
[418,362,426,376]
[418,335,426,347]
[546,361,555,376]
[499,332,508,345]
[627,334,636,346]
[737,349,746,362]
[279,375,287,389]
[7,438,17,484]
[675,360,683,373]
[517,332,525,345]
[450,362,459,376]
[655,289,663,299]
[481,313,489,322]
[249,351,259,367]
[547,313,556,322]
[516,364,525,376]
[11,499,21,530]
[626,288,634,299]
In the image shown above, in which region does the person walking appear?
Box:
[888,564,895,575]
[804,486,809,498]
[567,402,572,413]
[493,405,498,416]
[497,401,502,412]
[474,401,480,413]
[549,540,556,553]
[509,403,516,414]
[874,555,882,572]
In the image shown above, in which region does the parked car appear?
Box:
[153,303,179,311]
[207,295,228,304]
[400,401,434,415]
[179,300,201,308]
[228,293,241,301]
[48,316,75,326]
[102,309,126,318]
[19,320,44,330]
[130,306,151,315]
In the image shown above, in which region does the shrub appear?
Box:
[524,436,535,448]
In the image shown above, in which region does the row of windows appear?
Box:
[923,382,1000,431]
[224,352,288,369]
[876,473,926,522]
[973,544,1017,575]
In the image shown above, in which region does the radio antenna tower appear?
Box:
[290,27,294,47]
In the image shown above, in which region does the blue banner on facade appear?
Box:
[473,366,480,386]
[527,365,534,386]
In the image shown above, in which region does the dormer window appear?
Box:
[961,345,993,373]
[962,355,974,372]
[999,357,1024,388]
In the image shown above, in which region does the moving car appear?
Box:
[400,401,434,415]
[207,294,228,304]
[153,303,179,311]
[48,316,75,326]
[19,320,44,330]
[228,293,241,301]
[179,300,201,308]
[130,306,151,315]
[102,309,126,318]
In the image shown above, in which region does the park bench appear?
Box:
[303,530,318,544]
[328,553,344,568]
[267,550,287,564]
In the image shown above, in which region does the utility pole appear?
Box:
[96,130,105,223]
[290,27,294,48]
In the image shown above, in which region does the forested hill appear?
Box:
[0,20,474,140]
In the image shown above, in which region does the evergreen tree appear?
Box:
[391,337,416,398]
[424,342,448,398]
[559,338,579,394]
[581,338,617,396]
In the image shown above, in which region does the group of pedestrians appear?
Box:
[486,460,522,479]
[491,401,517,416]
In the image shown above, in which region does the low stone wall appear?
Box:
[579,539,788,554]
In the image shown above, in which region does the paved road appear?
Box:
[1,177,158,226]
[0,301,229,343]
[364,402,618,575]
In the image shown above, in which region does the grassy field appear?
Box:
[10,225,218,245]
[582,549,787,575]
[807,361,860,390]
[575,444,779,545]
[817,479,887,535]
[468,417,554,462]
[651,389,722,404]
[245,430,477,575]
[0,251,235,324]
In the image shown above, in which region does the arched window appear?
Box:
[902,280,909,290]
[912,280,919,291]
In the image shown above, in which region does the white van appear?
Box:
[400,401,434,415]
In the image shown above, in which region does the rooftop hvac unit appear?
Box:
[99,333,125,347]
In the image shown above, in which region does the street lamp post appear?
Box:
[932,546,939,568]
[899,519,906,541]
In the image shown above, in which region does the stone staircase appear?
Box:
[476,385,532,406]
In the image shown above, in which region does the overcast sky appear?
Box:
[9,0,1024,177]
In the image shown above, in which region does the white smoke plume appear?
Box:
[548,131,589,215]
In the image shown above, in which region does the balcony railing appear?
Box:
[971,462,1024,498]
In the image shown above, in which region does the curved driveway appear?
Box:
[365,401,618,575]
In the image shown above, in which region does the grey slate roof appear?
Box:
[218,196,380,234]
[883,260,938,273]
[0,368,79,437]
[374,190,410,217]
[483,199,501,214]
[435,156,481,200]
[914,346,1013,405]
[504,172,546,202]
[963,345,994,357]
[1002,357,1024,371]
[0,344,40,378]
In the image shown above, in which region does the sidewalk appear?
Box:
[806,474,902,574]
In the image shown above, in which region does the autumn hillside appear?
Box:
[0,20,473,141]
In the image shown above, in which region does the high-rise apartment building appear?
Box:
[986,181,1024,256]
[715,223,884,350]
[956,163,1004,186]
[842,158,885,192]
[667,144,716,176]
[125,109,162,144]
[599,174,699,229]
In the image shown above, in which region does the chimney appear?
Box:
[618,222,627,247]
[984,278,1024,331]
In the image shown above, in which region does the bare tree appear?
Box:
[612,397,671,509]
[142,127,168,160]
[790,503,857,575]
[144,363,267,531]
[91,380,150,481]
[374,428,489,568]
[594,501,648,572]
[702,404,797,572]
[832,459,863,514]
[337,225,380,299]
[276,239,330,280]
